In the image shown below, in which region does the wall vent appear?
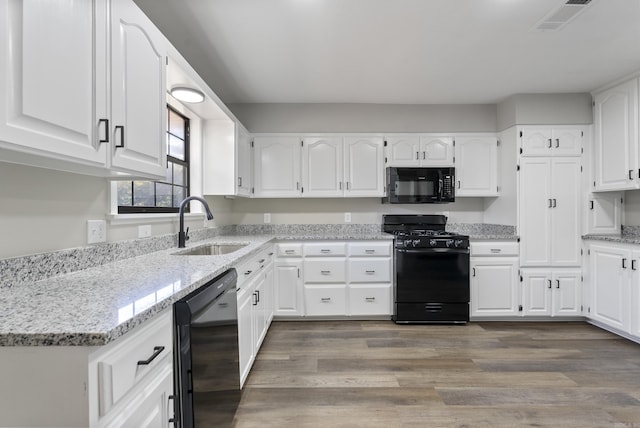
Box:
[533,0,595,32]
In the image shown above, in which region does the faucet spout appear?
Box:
[178,196,214,248]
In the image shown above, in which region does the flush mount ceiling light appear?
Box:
[170,86,205,103]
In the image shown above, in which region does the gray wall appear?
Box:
[228,103,497,133]
[497,93,593,131]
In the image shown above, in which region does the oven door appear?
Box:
[395,247,470,301]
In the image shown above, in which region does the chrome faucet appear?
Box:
[178,196,214,248]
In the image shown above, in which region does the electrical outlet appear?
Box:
[87,220,106,244]
[344,212,352,223]
[138,224,152,238]
[264,213,271,223]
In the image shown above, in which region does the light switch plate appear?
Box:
[344,212,352,223]
[87,220,106,244]
[264,213,271,223]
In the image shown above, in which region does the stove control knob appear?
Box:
[429,239,437,247]
[412,239,420,247]
[455,239,464,248]
[446,239,454,247]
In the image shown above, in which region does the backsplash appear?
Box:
[232,223,382,235]
[447,223,516,236]
[622,225,640,236]
[0,227,228,289]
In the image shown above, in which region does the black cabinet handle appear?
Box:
[548,199,553,208]
[137,346,165,366]
[555,138,559,148]
[98,119,109,143]
[552,198,557,208]
[115,125,125,148]
[548,279,552,289]
[589,201,594,210]
[556,280,560,289]
[633,260,637,271]
[629,170,634,180]
[622,258,627,269]
[416,151,419,160]
[547,138,552,148]
[472,267,476,277]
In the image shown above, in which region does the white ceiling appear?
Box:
[135,0,640,105]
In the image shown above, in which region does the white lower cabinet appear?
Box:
[236,245,274,387]
[90,309,174,427]
[521,268,581,317]
[588,243,632,333]
[470,241,519,318]
[470,257,520,317]
[274,240,393,318]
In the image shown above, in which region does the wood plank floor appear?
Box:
[233,321,640,428]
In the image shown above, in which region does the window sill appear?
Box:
[107,212,206,225]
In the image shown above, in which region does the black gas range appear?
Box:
[383,214,470,324]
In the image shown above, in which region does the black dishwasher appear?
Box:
[173,268,239,428]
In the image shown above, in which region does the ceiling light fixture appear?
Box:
[170,86,205,103]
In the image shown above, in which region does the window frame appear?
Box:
[116,105,191,214]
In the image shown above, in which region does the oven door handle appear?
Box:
[396,248,470,255]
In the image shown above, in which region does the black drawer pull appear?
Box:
[137,346,165,366]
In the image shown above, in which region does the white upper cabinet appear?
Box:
[587,192,622,234]
[454,136,499,197]
[0,0,107,170]
[520,126,583,157]
[109,0,167,178]
[343,136,384,197]
[236,127,253,197]
[253,136,302,197]
[385,134,454,167]
[593,78,639,191]
[302,137,343,197]
[0,0,167,179]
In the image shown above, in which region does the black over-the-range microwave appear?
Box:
[383,167,455,204]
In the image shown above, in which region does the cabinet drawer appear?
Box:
[304,284,347,316]
[304,242,347,257]
[471,242,519,256]
[348,258,391,282]
[349,284,392,316]
[304,259,346,282]
[277,243,302,257]
[95,311,172,417]
[348,242,392,257]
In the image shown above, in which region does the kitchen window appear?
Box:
[117,106,190,213]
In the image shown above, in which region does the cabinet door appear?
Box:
[589,244,630,331]
[419,136,454,166]
[253,136,302,197]
[550,157,582,266]
[385,135,420,166]
[519,158,552,266]
[552,269,581,317]
[236,127,252,197]
[237,290,255,387]
[110,0,167,179]
[0,0,107,168]
[520,127,552,157]
[103,363,172,428]
[263,263,275,325]
[470,259,519,317]
[630,250,640,338]
[302,136,343,197]
[593,79,639,191]
[273,260,303,316]
[553,128,583,156]
[344,136,385,197]
[455,136,499,196]
[253,276,267,351]
[587,192,623,235]
[521,269,552,316]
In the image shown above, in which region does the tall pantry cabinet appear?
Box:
[518,126,584,317]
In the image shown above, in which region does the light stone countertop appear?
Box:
[582,234,640,245]
[0,232,393,347]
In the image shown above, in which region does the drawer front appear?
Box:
[277,243,303,257]
[304,285,347,316]
[349,284,392,316]
[96,311,172,417]
[348,258,391,283]
[304,242,347,257]
[471,241,519,256]
[304,259,346,282]
[348,242,392,257]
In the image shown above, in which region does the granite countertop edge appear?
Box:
[0,233,393,347]
[582,234,640,245]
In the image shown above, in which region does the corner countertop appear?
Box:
[0,232,393,347]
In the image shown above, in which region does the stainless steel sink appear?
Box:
[174,243,247,256]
